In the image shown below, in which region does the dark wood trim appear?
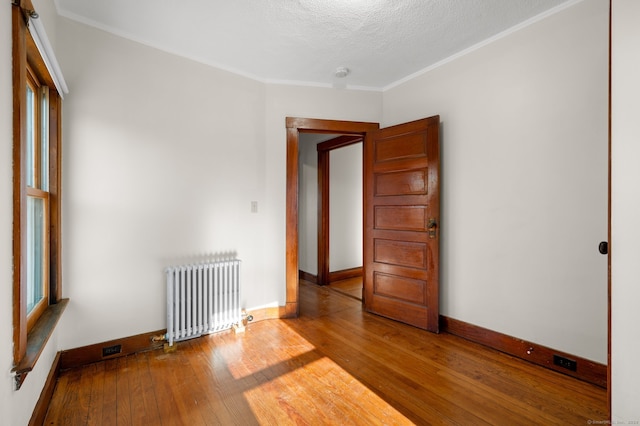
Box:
[246,306,288,323]
[299,270,318,284]
[286,117,380,134]
[317,146,329,285]
[329,267,363,283]
[286,117,378,316]
[299,268,362,284]
[12,0,28,370]
[17,0,35,9]
[441,315,607,388]
[317,135,363,152]
[49,91,63,303]
[28,351,61,426]
[13,299,69,389]
[15,0,36,18]
[283,302,298,318]
[13,0,36,23]
[26,31,56,90]
[59,329,166,371]
[286,126,300,316]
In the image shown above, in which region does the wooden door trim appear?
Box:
[317,135,363,286]
[286,117,379,316]
[317,143,329,287]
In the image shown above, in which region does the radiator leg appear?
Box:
[163,342,178,353]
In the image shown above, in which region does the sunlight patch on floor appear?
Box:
[222,325,319,380]
[212,319,413,424]
[242,356,413,425]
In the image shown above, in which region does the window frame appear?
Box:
[12,0,66,390]
[25,67,51,332]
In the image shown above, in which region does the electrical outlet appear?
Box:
[553,354,577,372]
[251,201,258,213]
[102,344,122,357]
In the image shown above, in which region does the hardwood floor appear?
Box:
[44,280,607,425]
[327,276,363,300]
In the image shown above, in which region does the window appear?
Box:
[12,1,67,389]
[25,67,51,331]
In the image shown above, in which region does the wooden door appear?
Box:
[363,116,440,332]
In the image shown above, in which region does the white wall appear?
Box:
[383,0,609,363]
[0,2,13,417]
[54,17,383,349]
[611,0,640,420]
[330,144,363,272]
[55,17,270,348]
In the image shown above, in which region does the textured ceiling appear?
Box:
[53,0,576,90]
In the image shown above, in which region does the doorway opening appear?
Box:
[301,134,364,299]
[285,117,379,317]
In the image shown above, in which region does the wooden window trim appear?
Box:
[12,2,67,390]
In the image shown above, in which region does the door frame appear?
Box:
[285,117,379,316]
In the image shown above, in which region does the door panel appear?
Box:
[374,273,426,304]
[364,116,440,332]
[374,239,427,269]
[375,133,428,162]
[375,169,427,196]
[374,206,428,231]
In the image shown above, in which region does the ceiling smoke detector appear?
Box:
[335,67,350,78]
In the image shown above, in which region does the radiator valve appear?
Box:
[151,334,167,343]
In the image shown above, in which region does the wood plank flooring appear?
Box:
[43,280,607,425]
[327,276,363,300]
